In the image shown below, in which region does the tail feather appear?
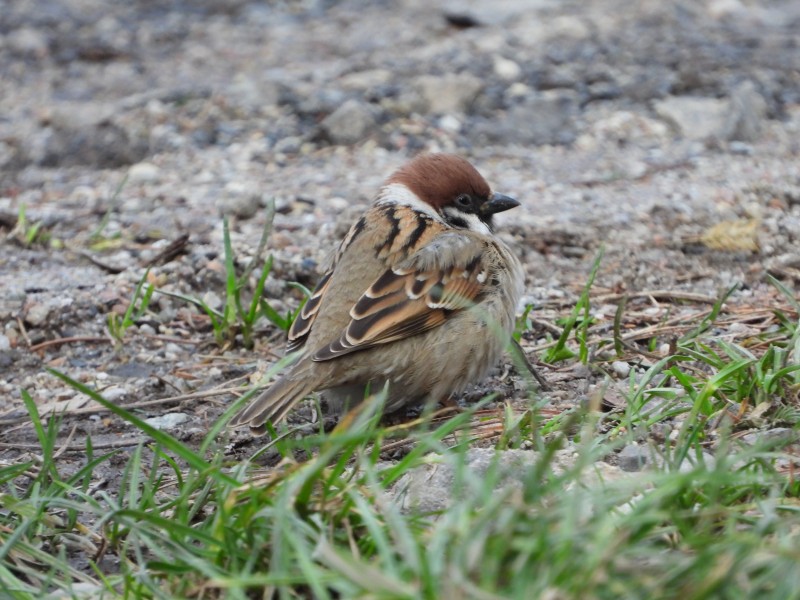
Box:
[231,375,316,434]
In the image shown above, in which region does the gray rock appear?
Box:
[728,141,753,155]
[654,82,767,143]
[101,386,128,402]
[5,27,49,58]
[0,334,10,352]
[293,87,348,117]
[413,73,484,115]
[21,101,152,167]
[144,413,190,430]
[475,90,578,145]
[741,427,797,446]
[725,81,768,142]
[138,323,156,336]
[273,136,303,155]
[320,99,378,145]
[201,291,224,312]
[618,444,650,472]
[392,447,625,513]
[493,56,522,81]
[24,302,50,327]
[611,361,631,378]
[43,582,106,600]
[31,122,149,168]
[218,181,262,219]
[338,69,393,91]
[382,87,428,116]
[654,96,730,141]
[228,74,283,111]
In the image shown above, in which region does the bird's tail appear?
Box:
[231,373,316,435]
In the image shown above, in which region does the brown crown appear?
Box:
[386,153,491,209]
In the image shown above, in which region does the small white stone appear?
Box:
[127,162,161,184]
[145,413,190,430]
[102,386,127,402]
[493,56,522,81]
[505,82,532,99]
[165,343,183,355]
[24,303,50,326]
[611,361,631,378]
[138,323,156,336]
[438,114,461,132]
[201,291,223,311]
[7,27,49,57]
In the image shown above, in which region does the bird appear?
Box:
[232,153,524,434]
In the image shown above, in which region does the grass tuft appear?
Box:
[3,254,800,598]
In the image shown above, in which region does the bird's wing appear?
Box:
[286,215,369,352]
[312,231,490,361]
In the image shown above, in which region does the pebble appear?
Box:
[654,96,730,141]
[165,343,183,355]
[654,81,766,142]
[6,27,49,58]
[493,56,522,81]
[438,114,462,133]
[618,444,649,472]
[611,361,631,378]
[320,99,377,145]
[338,68,392,90]
[127,162,161,184]
[273,136,302,155]
[31,107,149,168]
[728,141,753,155]
[24,302,50,326]
[145,413,190,430]
[42,582,106,600]
[201,291,224,311]
[218,181,262,219]
[726,81,768,142]
[413,73,484,114]
[476,90,578,145]
[102,386,128,402]
[741,428,796,446]
[393,447,626,513]
[138,323,156,336]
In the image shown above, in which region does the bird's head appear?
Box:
[382,153,519,234]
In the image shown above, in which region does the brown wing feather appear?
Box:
[287,270,332,352]
[286,216,369,351]
[312,232,489,362]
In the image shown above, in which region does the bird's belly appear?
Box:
[320,298,514,415]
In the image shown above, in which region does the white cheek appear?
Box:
[377,183,443,221]
[461,213,491,235]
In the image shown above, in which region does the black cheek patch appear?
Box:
[446,215,468,229]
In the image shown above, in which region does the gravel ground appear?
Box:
[1,0,799,471]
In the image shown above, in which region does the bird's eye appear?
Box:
[455,194,472,209]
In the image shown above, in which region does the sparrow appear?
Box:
[232,153,524,434]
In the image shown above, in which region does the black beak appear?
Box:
[481,192,520,216]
